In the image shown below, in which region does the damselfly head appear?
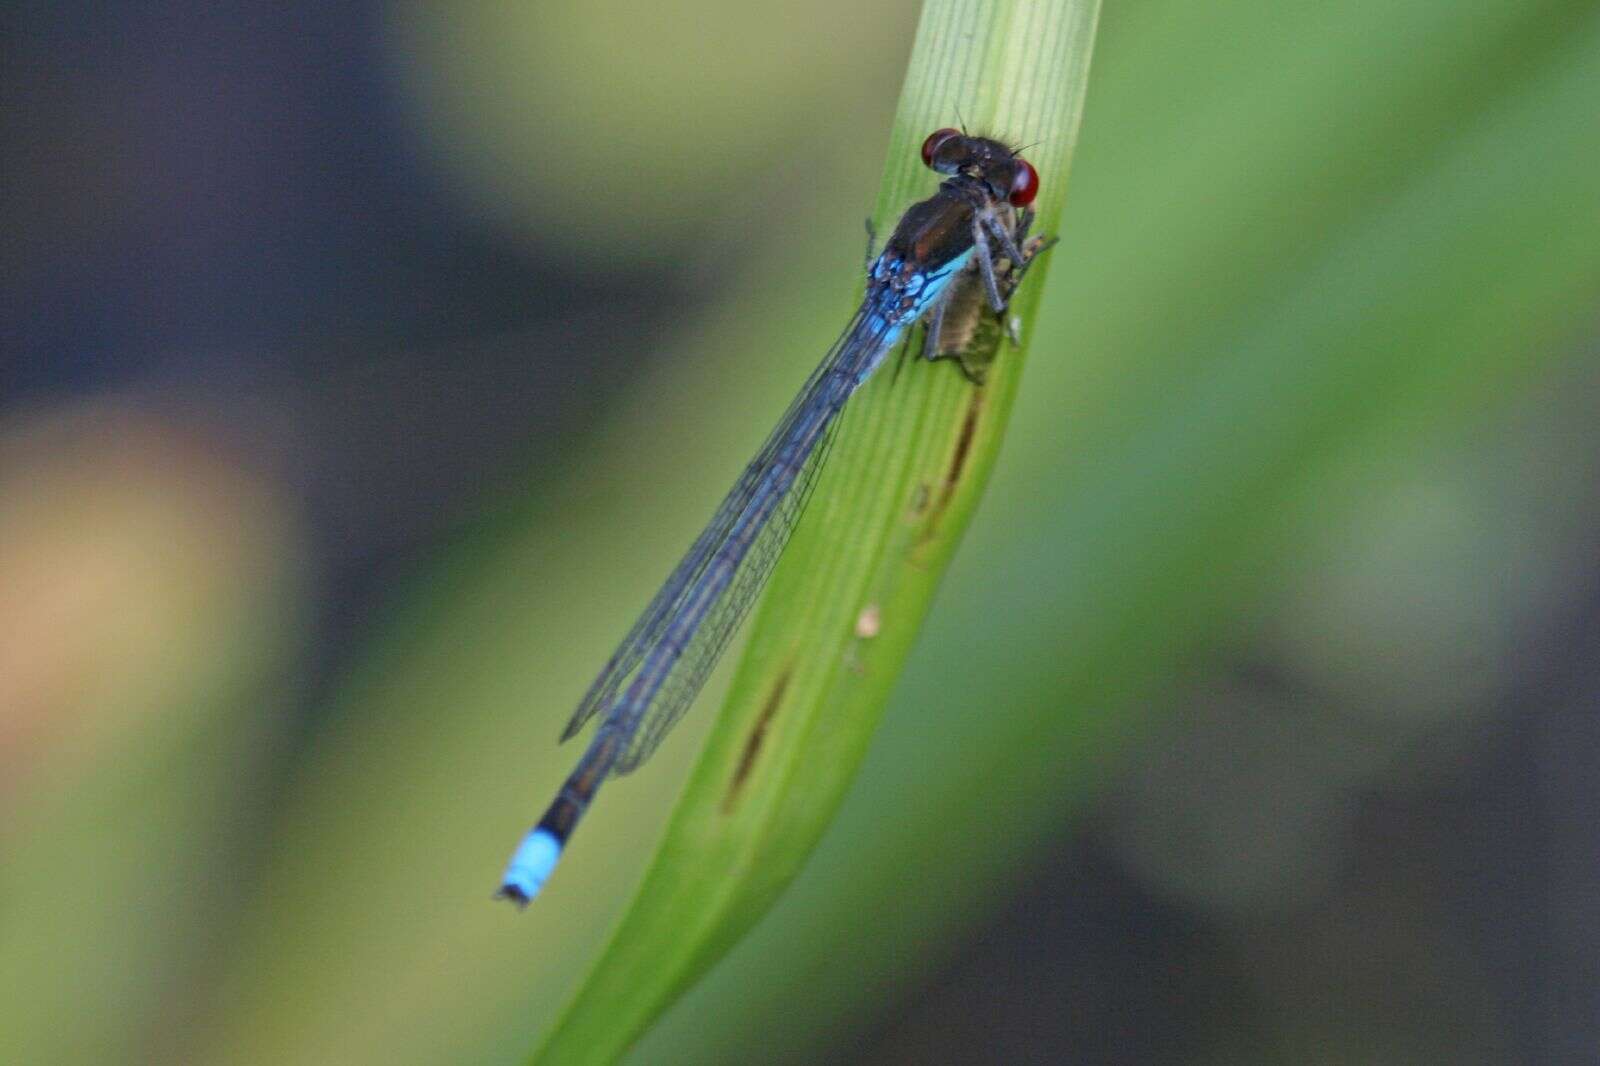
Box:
[919,129,1039,208]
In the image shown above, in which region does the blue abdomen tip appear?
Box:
[497,828,563,908]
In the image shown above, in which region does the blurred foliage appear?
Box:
[1,0,1597,1064]
[0,403,305,1064]
[392,0,912,248]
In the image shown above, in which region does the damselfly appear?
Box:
[498,129,1048,906]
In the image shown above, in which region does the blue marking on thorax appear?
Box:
[855,246,979,386]
[501,827,562,902]
[909,247,974,318]
[868,247,976,324]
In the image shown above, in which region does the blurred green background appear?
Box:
[3,1,1597,1063]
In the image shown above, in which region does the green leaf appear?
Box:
[529,1,1102,1061]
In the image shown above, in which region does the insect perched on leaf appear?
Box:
[498,129,1051,906]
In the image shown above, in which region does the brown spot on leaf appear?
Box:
[908,482,933,518]
[931,389,985,518]
[910,390,987,560]
[944,391,983,492]
[723,664,792,812]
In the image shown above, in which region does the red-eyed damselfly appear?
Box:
[498,130,1048,906]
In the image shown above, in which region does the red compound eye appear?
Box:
[1007,159,1039,206]
[920,127,962,168]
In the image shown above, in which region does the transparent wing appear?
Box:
[613,413,842,773]
[558,430,784,742]
[603,307,901,772]
[559,306,887,745]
